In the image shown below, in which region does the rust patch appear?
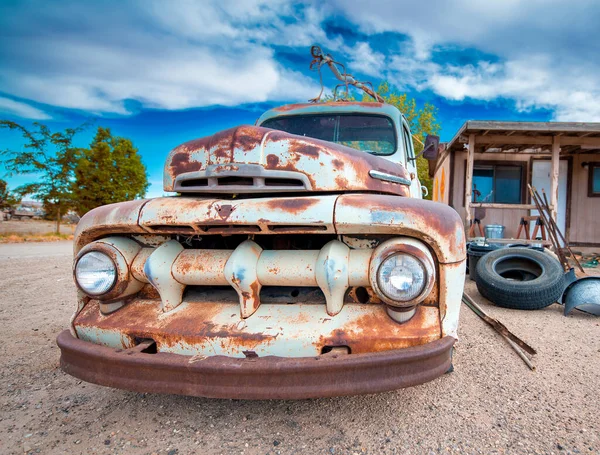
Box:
[318,305,440,354]
[213,148,230,159]
[234,125,267,152]
[266,154,280,168]
[170,151,200,174]
[265,198,318,214]
[288,141,320,159]
[75,300,277,351]
[335,175,349,189]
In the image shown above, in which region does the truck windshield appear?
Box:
[260,114,396,156]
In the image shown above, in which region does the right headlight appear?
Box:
[73,237,143,306]
[369,238,435,307]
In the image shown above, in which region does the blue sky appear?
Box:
[1,0,599,198]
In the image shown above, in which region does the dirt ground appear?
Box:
[1,242,599,455]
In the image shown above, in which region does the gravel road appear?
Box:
[1,242,599,455]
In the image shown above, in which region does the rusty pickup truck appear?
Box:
[57,101,466,399]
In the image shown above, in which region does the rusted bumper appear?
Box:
[57,330,455,399]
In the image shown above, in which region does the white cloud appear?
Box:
[345,42,386,78]
[0,0,324,117]
[1,0,600,122]
[0,97,51,120]
[334,0,600,121]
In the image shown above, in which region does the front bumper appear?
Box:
[57,330,455,399]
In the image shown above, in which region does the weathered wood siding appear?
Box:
[432,152,451,204]
[569,154,600,244]
[435,150,600,244]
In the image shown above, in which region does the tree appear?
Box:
[72,127,148,216]
[341,82,440,199]
[0,179,20,210]
[377,83,439,200]
[1,121,85,233]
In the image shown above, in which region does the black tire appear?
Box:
[475,247,564,310]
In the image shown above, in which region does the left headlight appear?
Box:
[369,238,435,307]
[377,253,427,302]
[75,251,117,295]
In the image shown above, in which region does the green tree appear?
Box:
[72,127,148,216]
[0,121,85,233]
[367,83,439,199]
[336,82,440,199]
[0,179,20,210]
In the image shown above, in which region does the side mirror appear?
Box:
[422,135,440,161]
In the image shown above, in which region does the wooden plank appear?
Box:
[470,203,540,209]
[465,121,600,133]
[433,145,452,176]
[446,121,600,154]
[551,136,560,222]
[474,134,600,148]
[465,134,475,229]
[475,135,553,145]
[468,238,552,246]
[558,136,600,147]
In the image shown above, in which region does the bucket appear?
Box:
[484,224,505,240]
[467,243,497,282]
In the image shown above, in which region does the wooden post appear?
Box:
[465,134,475,231]
[550,136,560,223]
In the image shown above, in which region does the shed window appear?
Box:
[590,164,600,197]
[472,164,523,204]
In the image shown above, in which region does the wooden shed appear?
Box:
[432,121,600,246]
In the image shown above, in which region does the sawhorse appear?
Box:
[516,216,547,240]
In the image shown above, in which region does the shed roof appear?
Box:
[446,120,600,155]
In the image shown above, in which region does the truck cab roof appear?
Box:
[256,101,404,125]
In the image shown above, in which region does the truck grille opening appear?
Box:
[180,178,208,187]
[171,233,339,250]
[217,176,254,186]
[133,338,157,354]
[267,225,327,232]
[146,225,197,235]
[200,224,261,234]
[174,170,311,193]
[181,286,376,305]
[264,177,304,187]
[260,287,326,304]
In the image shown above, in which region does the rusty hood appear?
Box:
[163,125,410,196]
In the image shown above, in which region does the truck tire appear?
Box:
[475,248,564,310]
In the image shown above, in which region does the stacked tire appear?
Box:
[475,247,565,310]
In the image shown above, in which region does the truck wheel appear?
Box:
[475,248,564,310]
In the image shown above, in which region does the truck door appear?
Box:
[401,123,422,199]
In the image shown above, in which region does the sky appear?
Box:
[1,0,599,198]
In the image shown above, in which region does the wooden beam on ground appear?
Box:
[473,238,552,246]
[465,134,475,230]
[551,136,560,222]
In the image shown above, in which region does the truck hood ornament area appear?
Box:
[164,125,410,196]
